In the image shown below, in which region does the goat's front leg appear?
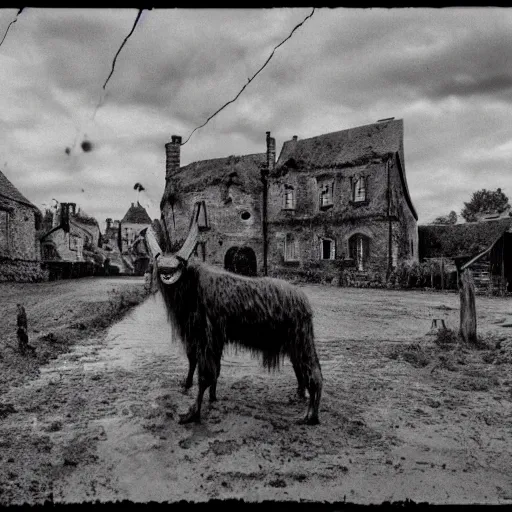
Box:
[180,347,197,390]
[179,357,217,424]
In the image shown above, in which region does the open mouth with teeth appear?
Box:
[160,271,182,285]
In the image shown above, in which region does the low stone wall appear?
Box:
[0,258,49,283]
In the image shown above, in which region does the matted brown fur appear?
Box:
[155,260,323,425]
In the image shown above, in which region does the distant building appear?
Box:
[119,202,152,275]
[419,218,512,294]
[119,202,152,253]
[0,170,43,280]
[39,202,103,279]
[40,202,100,262]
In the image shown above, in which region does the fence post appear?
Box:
[457,264,477,344]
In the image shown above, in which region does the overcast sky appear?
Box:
[1,7,512,229]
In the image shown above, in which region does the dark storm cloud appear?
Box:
[3,8,512,225]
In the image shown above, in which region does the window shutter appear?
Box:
[294,237,300,260]
[330,239,335,260]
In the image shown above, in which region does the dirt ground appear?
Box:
[0,281,511,505]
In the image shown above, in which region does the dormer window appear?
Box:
[318,180,334,210]
[352,176,367,203]
[283,185,295,210]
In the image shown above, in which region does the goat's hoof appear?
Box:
[178,410,201,424]
[297,415,320,426]
[180,379,193,390]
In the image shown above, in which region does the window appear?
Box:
[349,234,370,271]
[285,233,300,261]
[0,210,9,256]
[193,241,206,262]
[283,185,295,210]
[320,238,335,260]
[318,180,334,209]
[352,176,367,202]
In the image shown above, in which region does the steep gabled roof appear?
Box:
[419,218,512,259]
[275,119,404,171]
[121,202,152,225]
[0,169,40,211]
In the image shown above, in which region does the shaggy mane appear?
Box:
[157,262,315,371]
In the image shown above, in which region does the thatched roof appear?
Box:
[275,119,404,171]
[419,218,512,259]
[121,202,152,224]
[0,169,40,211]
[72,211,99,227]
[167,153,266,195]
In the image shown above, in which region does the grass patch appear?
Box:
[388,343,431,368]
[433,327,459,349]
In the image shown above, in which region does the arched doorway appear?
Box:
[224,246,257,276]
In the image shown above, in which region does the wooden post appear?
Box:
[17,304,35,355]
[457,264,477,344]
[501,239,505,296]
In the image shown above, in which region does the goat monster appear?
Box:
[137,220,323,425]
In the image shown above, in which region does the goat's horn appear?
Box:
[144,226,163,260]
[176,222,199,261]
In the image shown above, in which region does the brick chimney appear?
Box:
[165,135,182,181]
[60,203,70,232]
[266,131,276,172]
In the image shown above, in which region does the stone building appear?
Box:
[119,202,152,254]
[160,136,266,276]
[0,169,43,280]
[267,119,418,283]
[159,119,418,283]
[40,202,101,263]
[118,202,152,275]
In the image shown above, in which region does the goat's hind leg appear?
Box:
[209,357,221,403]
[292,361,306,399]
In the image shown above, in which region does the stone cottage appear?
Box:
[40,202,101,263]
[160,136,266,276]
[267,119,418,283]
[0,169,43,280]
[159,119,418,283]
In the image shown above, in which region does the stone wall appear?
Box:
[162,182,264,274]
[0,198,40,261]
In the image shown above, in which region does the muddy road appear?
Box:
[1,285,512,504]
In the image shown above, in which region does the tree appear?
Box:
[461,188,510,222]
[431,210,457,225]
